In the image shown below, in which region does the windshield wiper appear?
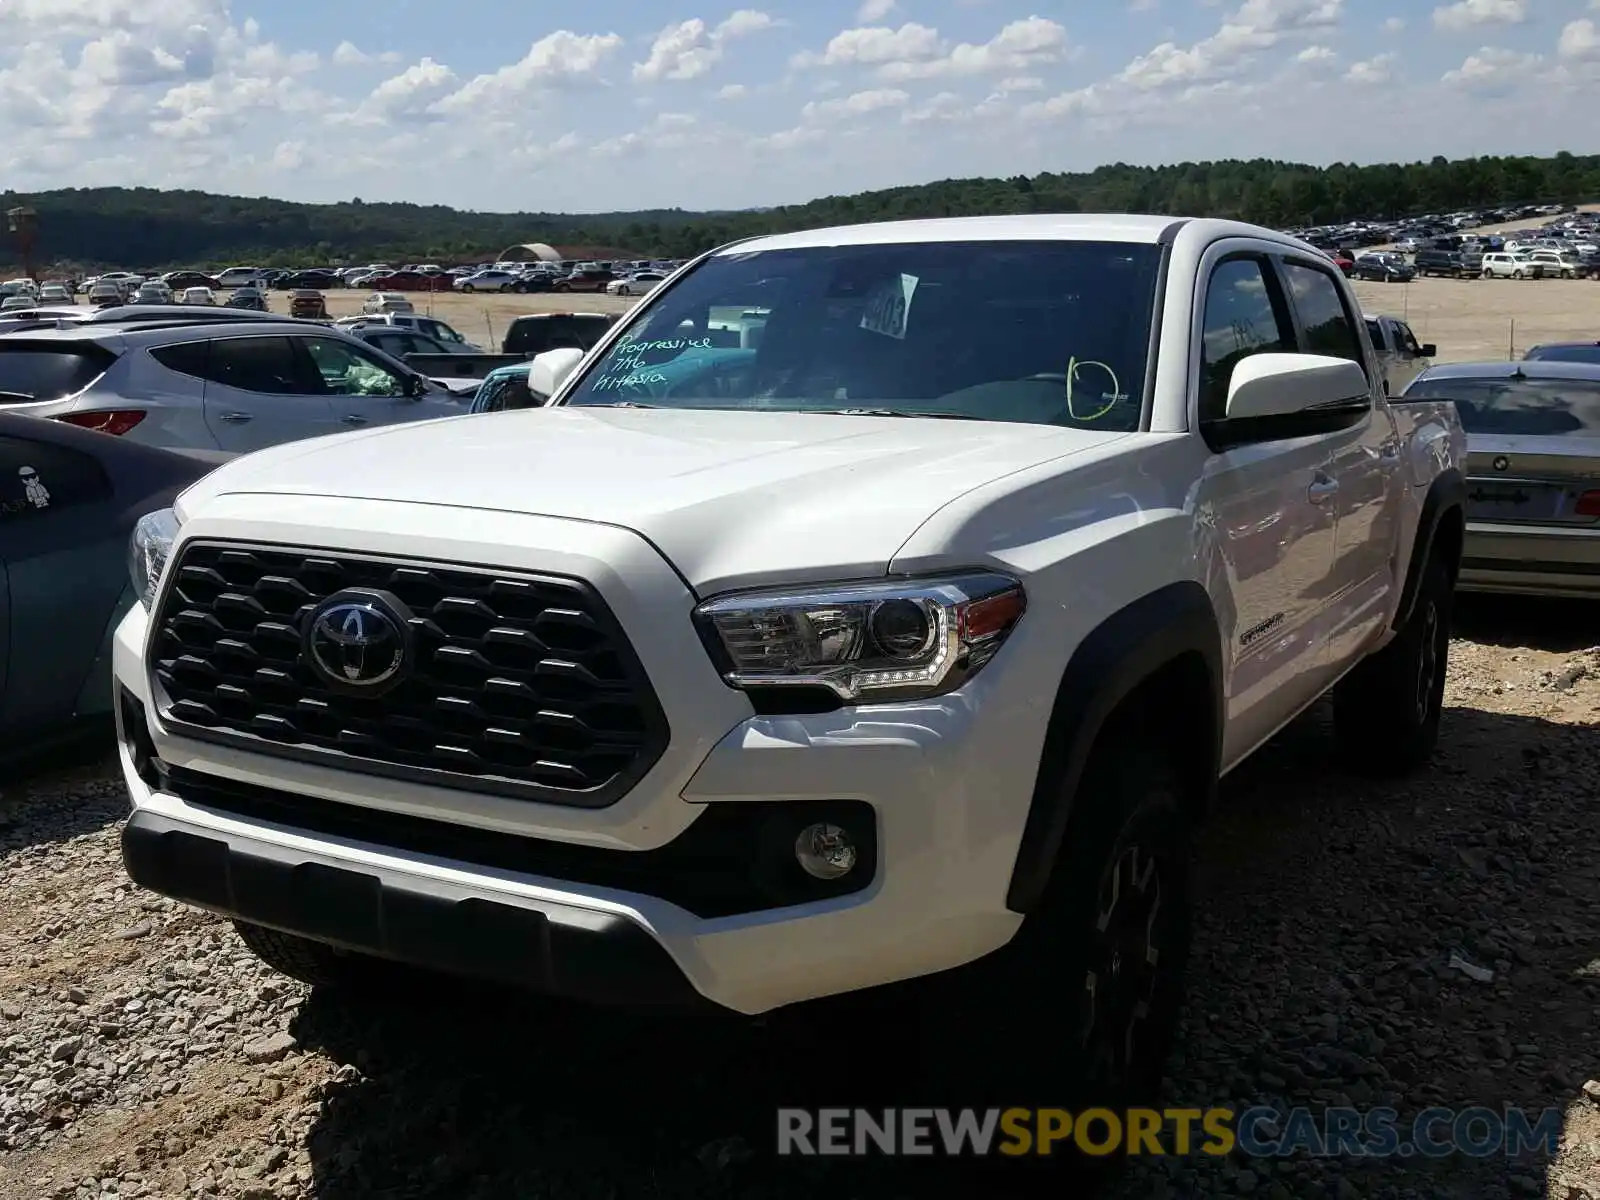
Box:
[586,401,657,409]
[823,407,982,421]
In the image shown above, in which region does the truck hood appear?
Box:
[177,407,1128,594]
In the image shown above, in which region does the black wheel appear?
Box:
[916,723,1192,1143]
[232,920,387,989]
[554,282,570,292]
[1333,552,1453,776]
[460,284,474,294]
[513,282,528,293]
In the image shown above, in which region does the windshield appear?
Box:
[1403,374,1600,436]
[560,239,1162,430]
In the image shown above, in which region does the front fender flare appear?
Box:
[1005,580,1224,914]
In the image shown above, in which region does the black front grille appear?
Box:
[150,541,669,806]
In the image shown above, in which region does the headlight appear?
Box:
[694,572,1025,703]
[128,507,181,609]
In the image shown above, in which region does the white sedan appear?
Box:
[181,287,217,305]
[606,271,666,297]
[454,270,522,293]
[362,292,415,314]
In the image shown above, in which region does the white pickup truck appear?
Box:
[114,215,1466,1107]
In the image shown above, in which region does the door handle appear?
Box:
[341,414,368,426]
[1308,475,1340,504]
[219,412,252,423]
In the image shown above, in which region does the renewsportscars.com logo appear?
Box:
[775,1106,1563,1159]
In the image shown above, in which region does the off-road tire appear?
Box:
[1332,551,1453,776]
[232,920,387,989]
[916,721,1193,1162]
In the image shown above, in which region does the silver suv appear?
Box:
[0,312,467,452]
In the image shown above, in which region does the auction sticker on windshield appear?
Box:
[860,273,919,340]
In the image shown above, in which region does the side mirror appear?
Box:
[1418,343,1437,358]
[1225,353,1369,421]
[529,347,584,400]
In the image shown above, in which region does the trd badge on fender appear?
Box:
[304,594,409,689]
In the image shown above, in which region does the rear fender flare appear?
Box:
[1393,468,1465,630]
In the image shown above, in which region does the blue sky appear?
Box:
[1,0,1596,213]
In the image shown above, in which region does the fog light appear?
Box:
[795,822,857,880]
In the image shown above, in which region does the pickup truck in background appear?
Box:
[113,214,1465,1123]
[403,311,621,381]
[1364,312,1436,395]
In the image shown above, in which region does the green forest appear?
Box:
[5,151,1599,272]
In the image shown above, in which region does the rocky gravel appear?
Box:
[2,595,1598,1200]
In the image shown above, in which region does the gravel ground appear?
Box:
[2,596,1598,1200]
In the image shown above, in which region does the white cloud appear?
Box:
[634,11,774,83]
[1558,18,1600,59]
[903,90,968,121]
[879,17,1071,80]
[797,23,945,68]
[1344,51,1394,83]
[1383,16,1406,31]
[801,86,911,119]
[794,18,1070,80]
[1296,44,1336,64]
[716,82,748,98]
[331,41,401,67]
[332,57,457,126]
[856,0,897,20]
[1117,0,1343,91]
[432,31,623,114]
[1432,0,1526,33]
[1441,45,1541,86]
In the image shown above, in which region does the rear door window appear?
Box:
[149,340,211,379]
[1403,376,1600,436]
[207,336,319,394]
[0,342,117,403]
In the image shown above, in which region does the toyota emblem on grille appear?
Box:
[1493,455,1511,472]
[305,595,407,689]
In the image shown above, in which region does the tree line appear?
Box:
[5,151,1598,272]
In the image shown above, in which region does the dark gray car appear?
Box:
[0,414,223,767]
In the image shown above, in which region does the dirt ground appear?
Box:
[318,289,634,354]
[2,600,1598,1200]
[322,266,1600,368]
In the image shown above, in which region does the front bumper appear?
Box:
[113,495,1048,1014]
[121,804,706,1006]
[1460,522,1600,599]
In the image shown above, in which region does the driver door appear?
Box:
[292,335,461,429]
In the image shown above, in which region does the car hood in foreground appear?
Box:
[174,407,1129,593]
